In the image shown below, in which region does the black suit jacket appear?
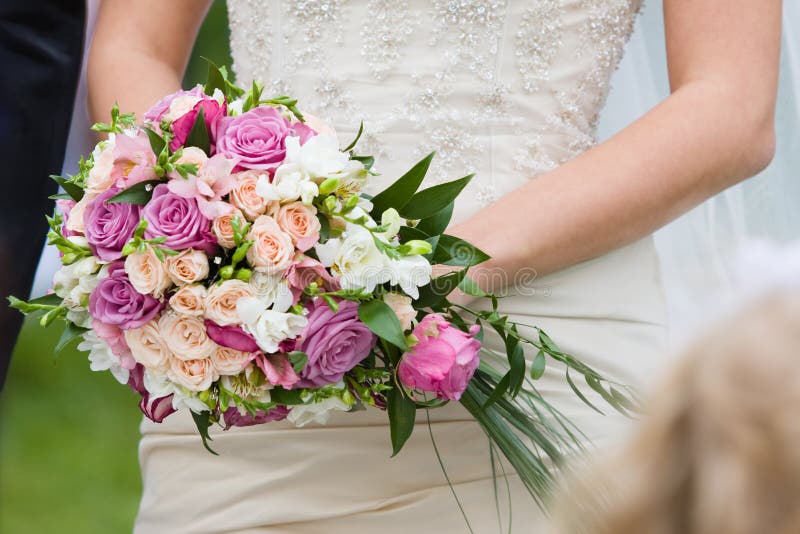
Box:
[0,0,86,389]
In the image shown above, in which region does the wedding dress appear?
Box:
[134,1,668,532]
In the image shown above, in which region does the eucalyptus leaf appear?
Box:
[369,152,434,217]
[358,299,408,351]
[387,386,416,457]
[399,174,473,220]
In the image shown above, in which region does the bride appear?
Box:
[87,1,781,532]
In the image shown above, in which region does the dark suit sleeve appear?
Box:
[0,0,86,390]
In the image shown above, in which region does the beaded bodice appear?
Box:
[227,0,642,222]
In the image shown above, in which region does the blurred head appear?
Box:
[555,289,800,534]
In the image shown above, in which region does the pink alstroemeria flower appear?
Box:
[167,153,238,219]
[252,352,300,389]
[112,131,157,189]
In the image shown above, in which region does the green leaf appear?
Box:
[530,349,546,380]
[566,369,604,416]
[387,386,416,457]
[507,331,526,396]
[204,59,226,96]
[318,213,331,242]
[50,175,84,202]
[413,269,466,309]
[143,127,166,156]
[287,351,308,373]
[369,152,434,217]
[358,299,409,351]
[399,174,473,220]
[351,155,374,171]
[49,192,75,201]
[190,411,218,455]
[269,387,305,406]
[539,330,562,355]
[457,276,489,298]
[342,121,364,152]
[397,225,430,242]
[106,180,162,205]
[55,323,88,355]
[483,372,511,409]
[432,234,491,267]
[416,201,454,236]
[184,106,210,155]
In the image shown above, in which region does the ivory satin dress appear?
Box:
[135,1,668,532]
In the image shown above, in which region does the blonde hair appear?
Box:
[555,290,800,534]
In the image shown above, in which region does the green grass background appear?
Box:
[0,3,231,532]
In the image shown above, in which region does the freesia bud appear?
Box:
[318,177,340,196]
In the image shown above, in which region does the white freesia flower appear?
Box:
[143,368,174,398]
[237,296,308,353]
[227,97,244,116]
[387,255,432,300]
[248,271,294,312]
[287,134,349,181]
[171,387,210,413]
[66,309,92,329]
[53,256,101,307]
[77,330,129,385]
[256,163,319,205]
[287,395,350,427]
[323,224,391,293]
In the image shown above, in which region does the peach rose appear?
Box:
[246,215,295,274]
[125,246,172,298]
[383,292,416,331]
[166,248,209,285]
[212,208,245,249]
[168,356,217,392]
[169,284,207,316]
[158,313,217,360]
[124,320,171,373]
[65,192,97,235]
[176,146,208,168]
[230,171,272,221]
[211,346,253,375]
[163,94,202,122]
[86,141,116,193]
[274,201,321,252]
[205,279,254,326]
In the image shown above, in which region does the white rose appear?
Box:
[125,247,172,298]
[77,330,129,384]
[321,224,391,293]
[287,395,350,427]
[386,255,432,300]
[383,292,416,331]
[124,320,171,373]
[166,249,210,285]
[237,296,308,354]
[248,271,293,313]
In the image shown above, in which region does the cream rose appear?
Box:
[86,139,116,193]
[211,346,253,376]
[125,247,172,298]
[168,356,217,392]
[124,320,171,373]
[169,284,207,316]
[274,201,321,252]
[166,249,210,285]
[158,313,217,360]
[65,192,97,235]
[246,215,295,274]
[230,171,272,221]
[382,292,416,331]
[164,94,202,122]
[205,279,254,326]
[212,208,245,249]
[176,146,208,168]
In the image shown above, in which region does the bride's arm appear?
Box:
[87,0,211,123]
[450,0,781,286]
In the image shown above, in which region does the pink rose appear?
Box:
[142,184,217,254]
[89,262,163,330]
[124,319,171,373]
[274,201,321,252]
[285,256,339,304]
[245,215,295,274]
[397,314,481,401]
[84,188,142,262]
[215,106,294,172]
[169,96,227,153]
[169,284,207,316]
[158,313,217,360]
[165,248,209,285]
[204,279,254,326]
[229,171,272,221]
[212,208,245,249]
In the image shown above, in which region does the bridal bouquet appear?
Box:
[10,62,634,506]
